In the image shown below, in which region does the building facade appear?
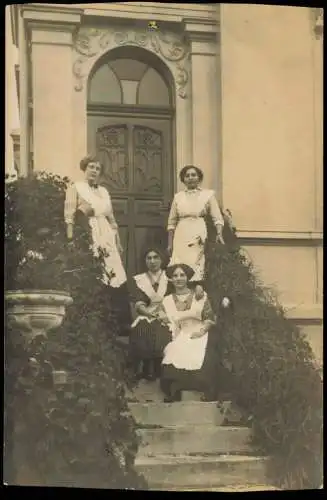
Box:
[6,4,323,365]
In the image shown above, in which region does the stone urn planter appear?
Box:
[5,289,73,341]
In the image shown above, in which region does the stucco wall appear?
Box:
[220,4,321,233]
[219,4,323,362]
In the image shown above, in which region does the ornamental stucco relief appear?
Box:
[72,26,190,98]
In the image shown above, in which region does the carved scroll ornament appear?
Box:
[73,27,190,98]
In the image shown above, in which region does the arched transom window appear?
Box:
[88,57,172,107]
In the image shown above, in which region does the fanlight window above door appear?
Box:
[88,58,171,107]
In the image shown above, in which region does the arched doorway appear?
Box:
[87,46,175,276]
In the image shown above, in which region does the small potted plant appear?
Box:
[5,172,73,340]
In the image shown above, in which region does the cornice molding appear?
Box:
[236,230,323,245]
[183,17,219,43]
[21,4,84,17]
[284,304,323,322]
[22,5,82,31]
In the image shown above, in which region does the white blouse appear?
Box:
[167,188,224,231]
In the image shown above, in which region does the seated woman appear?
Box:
[129,247,173,381]
[159,263,218,402]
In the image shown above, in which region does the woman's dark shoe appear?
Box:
[142,360,156,381]
[154,359,162,379]
[172,390,182,402]
[146,372,157,382]
[164,390,181,403]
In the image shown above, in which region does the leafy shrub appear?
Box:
[5,172,147,489]
[205,212,323,490]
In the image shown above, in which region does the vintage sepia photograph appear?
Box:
[5,2,323,492]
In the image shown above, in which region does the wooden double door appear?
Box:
[89,116,173,276]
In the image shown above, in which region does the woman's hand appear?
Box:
[167,229,174,257]
[66,223,74,241]
[194,284,204,301]
[216,232,225,245]
[115,234,123,255]
[190,328,207,340]
[156,310,170,325]
[221,297,231,309]
[117,241,123,255]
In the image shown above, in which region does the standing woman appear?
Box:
[167,165,225,285]
[64,155,129,325]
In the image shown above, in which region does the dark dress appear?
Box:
[128,272,173,379]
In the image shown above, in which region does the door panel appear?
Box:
[88,115,173,276]
[133,126,163,194]
[96,124,129,192]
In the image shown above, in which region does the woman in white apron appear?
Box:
[129,247,173,381]
[167,165,225,285]
[64,155,129,331]
[159,263,217,402]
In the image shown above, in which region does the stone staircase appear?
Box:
[126,381,278,491]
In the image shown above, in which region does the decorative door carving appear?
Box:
[95,120,173,275]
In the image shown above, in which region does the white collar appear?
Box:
[184,187,202,193]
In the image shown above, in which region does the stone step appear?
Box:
[135,454,269,490]
[137,425,252,456]
[129,401,238,427]
[160,485,279,492]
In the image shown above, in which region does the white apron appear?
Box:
[131,272,168,328]
[75,182,127,288]
[169,190,214,282]
[162,293,209,371]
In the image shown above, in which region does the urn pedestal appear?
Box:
[4,289,73,485]
[5,290,73,340]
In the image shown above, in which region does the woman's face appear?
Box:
[183,168,200,190]
[171,267,188,290]
[145,251,162,273]
[85,161,101,184]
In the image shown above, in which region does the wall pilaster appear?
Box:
[22,5,82,177]
[184,19,220,194]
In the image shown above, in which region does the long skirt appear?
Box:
[169,217,207,282]
[129,319,172,360]
[161,326,218,397]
